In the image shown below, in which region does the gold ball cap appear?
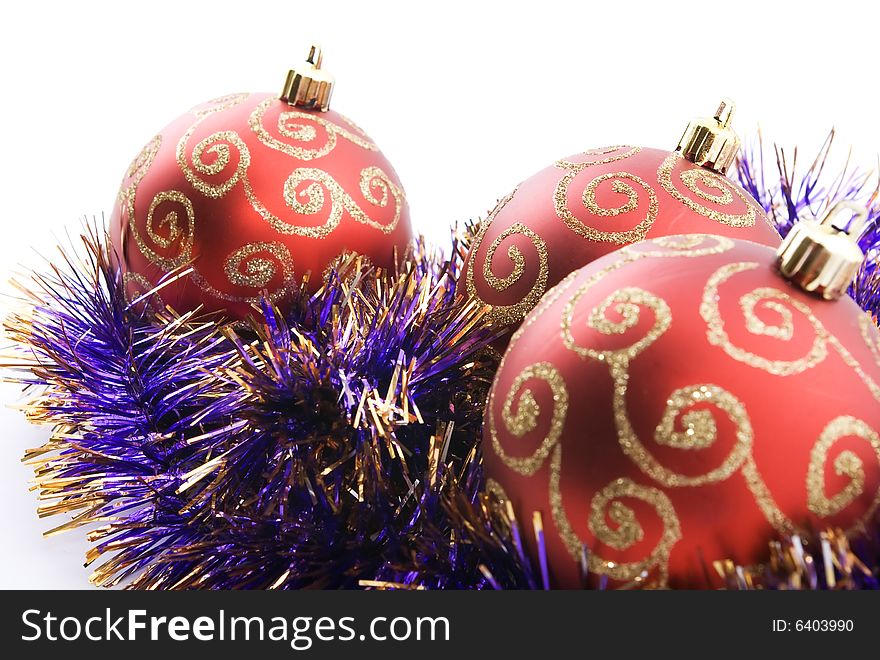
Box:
[676,99,741,174]
[280,45,334,111]
[776,201,869,300]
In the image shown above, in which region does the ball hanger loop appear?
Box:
[676,98,741,175]
[280,44,335,111]
[776,201,870,300]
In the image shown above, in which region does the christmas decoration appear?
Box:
[460,101,780,340]
[482,210,880,588]
[110,46,412,321]
[8,105,880,590]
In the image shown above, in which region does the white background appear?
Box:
[1,0,878,588]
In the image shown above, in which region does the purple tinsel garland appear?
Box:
[6,227,503,589]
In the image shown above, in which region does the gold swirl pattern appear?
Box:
[191,242,295,304]
[490,362,568,476]
[646,384,754,485]
[358,166,402,229]
[740,288,795,341]
[465,191,551,325]
[177,129,251,199]
[592,487,646,550]
[701,262,880,403]
[656,386,722,450]
[552,248,792,534]
[563,286,671,363]
[175,100,403,270]
[555,171,659,244]
[807,416,880,525]
[131,190,196,272]
[564,282,754,487]
[550,237,789,580]
[701,262,829,376]
[284,167,345,223]
[124,135,162,183]
[552,148,652,244]
[657,152,757,227]
[242,166,403,239]
[658,411,716,450]
[679,169,734,205]
[117,136,161,211]
[249,99,377,160]
[224,242,295,289]
[175,94,253,199]
[117,135,163,258]
[467,148,643,327]
[572,245,880,521]
[501,236,733,358]
[504,388,540,437]
[483,223,546,293]
[500,235,733,372]
[549,445,682,585]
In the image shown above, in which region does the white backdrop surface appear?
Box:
[1,0,878,588]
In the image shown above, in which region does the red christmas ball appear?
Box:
[110,53,411,320]
[461,110,780,340]
[483,233,880,588]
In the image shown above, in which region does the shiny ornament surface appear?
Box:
[461,145,780,336]
[483,234,880,588]
[110,92,411,320]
